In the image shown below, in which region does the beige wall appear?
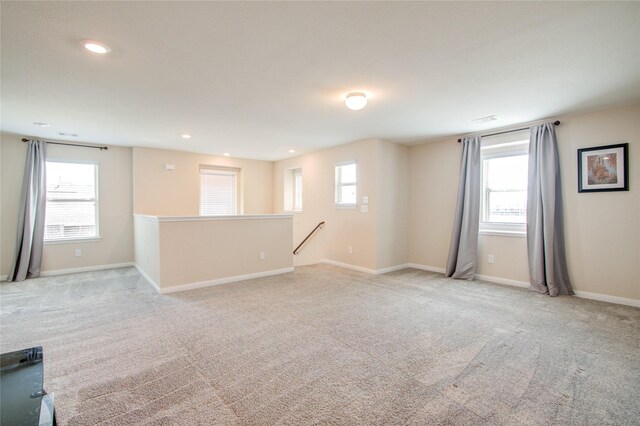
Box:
[1,133,134,276]
[274,139,379,270]
[273,138,410,271]
[134,215,292,290]
[409,104,640,300]
[132,147,273,216]
[376,140,409,270]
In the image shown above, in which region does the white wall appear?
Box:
[409,104,640,301]
[1,133,134,276]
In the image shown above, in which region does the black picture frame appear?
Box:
[577,143,629,192]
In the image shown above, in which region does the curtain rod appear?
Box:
[22,138,108,151]
[457,120,561,143]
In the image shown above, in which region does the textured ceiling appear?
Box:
[1,1,639,160]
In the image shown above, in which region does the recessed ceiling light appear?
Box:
[288,149,296,153]
[33,122,50,127]
[345,92,368,111]
[472,115,498,124]
[83,40,111,54]
[181,134,192,139]
[223,153,230,156]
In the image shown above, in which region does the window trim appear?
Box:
[334,160,357,208]
[199,165,241,216]
[44,159,100,243]
[479,140,528,236]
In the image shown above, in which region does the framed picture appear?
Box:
[577,143,628,192]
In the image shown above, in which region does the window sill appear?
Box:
[334,204,356,209]
[44,237,102,245]
[479,230,525,238]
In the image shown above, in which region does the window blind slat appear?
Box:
[200,169,238,215]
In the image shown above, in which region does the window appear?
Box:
[335,161,357,206]
[480,134,529,234]
[294,169,303,211]
[45,161,99,241]
[200,166,239,215]
[284,168,303,212]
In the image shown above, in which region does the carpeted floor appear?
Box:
[1,264,639,425]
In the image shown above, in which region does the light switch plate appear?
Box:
[362,196,369,204]
[360,205,368,213]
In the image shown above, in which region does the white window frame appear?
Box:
[479,139,528,237]
[44,159,100,244]
[334,160,357,208]
[283,167,303,213]
[199,165,240,216]
[293,168,303,212]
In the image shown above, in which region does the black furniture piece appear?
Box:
[0,346,56,426]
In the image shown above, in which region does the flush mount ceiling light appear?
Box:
[181,134,192,139]
[344,92,368,111]
[223,153,230,156]
[288,149,296,153]
[33,122,50,127]
[83,40,111,54]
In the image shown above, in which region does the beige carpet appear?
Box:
[1,264,639,425]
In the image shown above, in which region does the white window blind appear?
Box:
[200,167,238,215]
[335,162,357,206]
[45,161,98,241]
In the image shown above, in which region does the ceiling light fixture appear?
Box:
[223,153,230,156]
[344,92,368,111]
[288,149,296,153]
[33,122,50,127]
[83,40,111,54]
[181,134,192,139]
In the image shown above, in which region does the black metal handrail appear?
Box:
[293,221,325,255]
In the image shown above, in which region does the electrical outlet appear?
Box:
[259,251,265,260]
[348,246,353,254]
[488,254,495,264]
[75,249,82,257]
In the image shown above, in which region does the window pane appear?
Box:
[45,201,97,240]
[294,172,303,210]
[339,184,356,205]
[46,162,96,200]
[338,163,356,184]
[487,191,527,223]
[482,154,528,225]
[45,162,98,240]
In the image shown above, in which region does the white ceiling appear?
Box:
[2,2,639,161]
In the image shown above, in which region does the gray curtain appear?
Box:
[9,140,47,282]
[445,136,481,280]
[527,123,573,296]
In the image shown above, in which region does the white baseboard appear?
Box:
[322,259,377,274]
[574,290,640,308]
[322,259,412,275]
[133,264,162,293]
[393,263,640,308]
[375,263,411,274]
[135,266,295,294]
[406,263,446,274]
[38,262,135,277]
[475,273,530,288]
